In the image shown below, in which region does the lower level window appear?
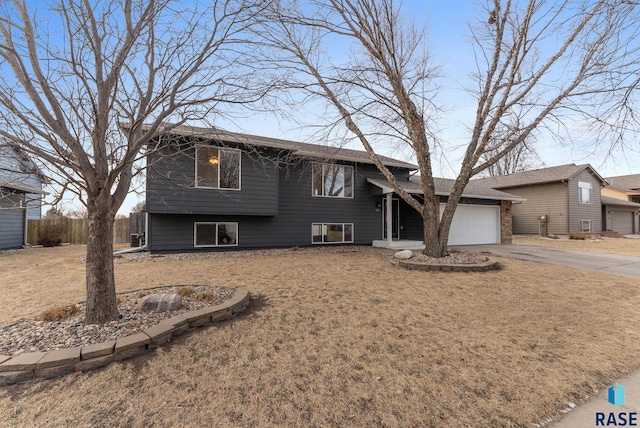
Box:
[312,223,354,244]
[580,220,592,233]
[194,222,238,247]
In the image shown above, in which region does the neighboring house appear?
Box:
[145,125,522,252]
[0,141,46,250]
[475,164,606,235]
[605,174,640,203]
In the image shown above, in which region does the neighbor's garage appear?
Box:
[611,210,634,235]
[442,204,500,245]
[602,196,640,236]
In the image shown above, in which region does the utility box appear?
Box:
[539,215,547,237]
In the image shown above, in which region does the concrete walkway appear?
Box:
[454,243,640,279]
[549,369,640,427]
[454,243,640,426]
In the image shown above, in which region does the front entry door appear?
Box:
[382,198,400,240]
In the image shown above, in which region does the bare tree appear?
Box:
[479,122,541,177]
[257,0,639,257]
[0,0,267,323]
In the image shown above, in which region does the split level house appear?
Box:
[144,125,523,253]
[475,163,640,236]
[602,173,640,234]
[0,141,45,250]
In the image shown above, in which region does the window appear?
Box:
[580,220,592,233]
[312,164,354,198]
[194,222,238,247]
[631,195,640,204]
[578,181,592,204]
[195,146,241,190]
[312,223,354,244]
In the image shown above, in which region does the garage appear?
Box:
[611,210,634,235]
[442,204,500,245]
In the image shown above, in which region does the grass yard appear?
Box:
[2,245,640,427]
[514,234,640,257]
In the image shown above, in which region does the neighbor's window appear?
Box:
[312,164,354,198]
[195,146,241,190]
[578,181,592,204]
[580,220,592,233]
[194,222,238,247]
[312,223,354,244]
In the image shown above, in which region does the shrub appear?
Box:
[177,286,195,297]
[569,231,588,240]
[39,304,79,321]
[37,221,68,247]
[196,291,215,302]
[136,290,152,298]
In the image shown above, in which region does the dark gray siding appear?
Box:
[147,144,279,216]
[148,162,411,252]
[568,169,602,234]
[0,190,25,250]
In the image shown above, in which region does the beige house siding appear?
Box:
[503,183,569,234]
[602,186,630,201]
[568,169,602,234]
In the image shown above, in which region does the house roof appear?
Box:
[367,177,526,202]
[473,163,607,189]
[0,180,46,194]
[149,124,418,170]
[601,196,640,208]
[605,173,640,191]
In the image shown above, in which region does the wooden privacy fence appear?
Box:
[27,217,130,245]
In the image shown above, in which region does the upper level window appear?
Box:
[578,181,592,204]
[195,146,240,190]
[312,163,354,198]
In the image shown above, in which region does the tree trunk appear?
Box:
[422,216,448,258]
[85,203,119,324]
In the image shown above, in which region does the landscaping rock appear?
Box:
[139,293,182,312]
[394,250,414,259]
[547,233,560,239]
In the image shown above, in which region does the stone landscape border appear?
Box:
[399,258,500,272]
[0,288,251,386]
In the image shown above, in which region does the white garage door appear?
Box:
[441,204,500,245]
[611,210,633,235]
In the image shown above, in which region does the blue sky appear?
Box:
[40,0,638,215]
[213,0,639,175]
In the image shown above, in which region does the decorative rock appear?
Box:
[394,250,414,259]
[139,293,182,312]
[547,233,560,239]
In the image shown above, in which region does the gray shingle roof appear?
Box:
[368,177,525,201]
[605,174,640,191]
[473,163,606,189]
[601,196,640,208]
[152,124,418,170]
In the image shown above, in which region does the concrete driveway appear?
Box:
[453,243,640,279]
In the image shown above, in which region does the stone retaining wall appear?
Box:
[0,289,250,386]
[399,258,499,272]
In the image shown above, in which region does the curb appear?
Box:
[0,288,250,386]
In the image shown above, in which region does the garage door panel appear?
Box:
[611,210,633,235]
[440,204,500,245]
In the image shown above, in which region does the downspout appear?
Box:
[386,192,393,246]
[22,197,28,247]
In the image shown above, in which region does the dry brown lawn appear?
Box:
[514,234,640,257]
[2,245,640,427]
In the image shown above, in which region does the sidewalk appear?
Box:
[551,369,640,427]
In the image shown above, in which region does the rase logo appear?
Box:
[596,384,637,426]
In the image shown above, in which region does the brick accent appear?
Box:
[0,289,250,386]
[501,200,513,244]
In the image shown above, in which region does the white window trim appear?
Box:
[311,163,355,199]
[311,223,355,244]
[195,145,242,191]
[580,219,592,233]
[194,222,239,247]
[578,181,592,204]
